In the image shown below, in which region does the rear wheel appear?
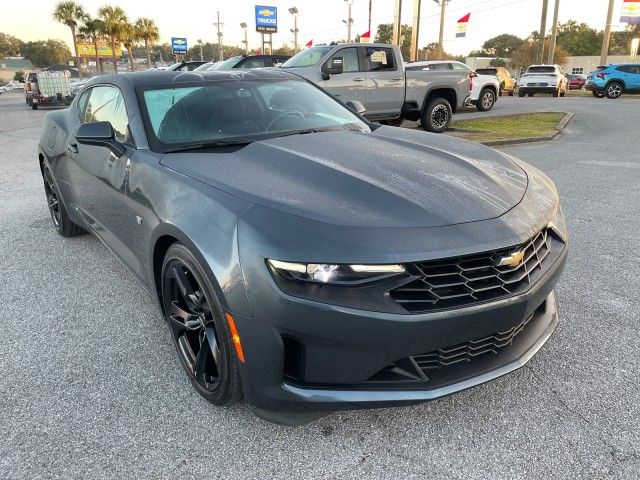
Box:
[42,165,85,237]
[420,97,452,133]
[31,103,38,110]
[476,88,496,112]
[161,244,243,406]
[499,83,505,96]
[605,82,623,99]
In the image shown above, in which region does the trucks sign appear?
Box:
[171,37,188,55]
[255,5,277,33]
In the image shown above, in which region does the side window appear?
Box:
[83,86,130,143]
[241,57,267,68]
[365,47,396,71]
[327,48,360,73]
[428,63,452,71]
[451,62,469,71]
[76,88,91,121]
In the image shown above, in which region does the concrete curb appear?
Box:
[448,112,574,147]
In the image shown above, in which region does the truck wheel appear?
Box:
[508,90,514,97]
[518,90,526,98]
[32,103,38,110]
[476,88,496,112]
[420,98,452,133]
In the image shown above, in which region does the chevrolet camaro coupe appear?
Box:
[38,69,568,424]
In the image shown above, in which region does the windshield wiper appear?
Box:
[163,139,253,153]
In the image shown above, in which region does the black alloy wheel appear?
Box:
[43,167,61,227]
[161,244,242,405]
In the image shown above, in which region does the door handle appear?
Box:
[353,77,365,82]
[391,77,403,81]
[67,143,78,155]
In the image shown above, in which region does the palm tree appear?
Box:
[98,5,128,73]
[121,23,139,71]
[135,18,160,69]
[79,17,105,73]
[53,1,86,78]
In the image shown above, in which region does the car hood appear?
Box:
[160,127,528,228]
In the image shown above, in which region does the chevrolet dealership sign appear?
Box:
[255,5,278,33]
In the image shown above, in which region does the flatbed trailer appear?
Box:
[25,71,72,110]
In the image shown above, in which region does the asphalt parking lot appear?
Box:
[0,92,639,479]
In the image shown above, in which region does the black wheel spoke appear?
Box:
[204,326,221,368]
[168,301,201,330]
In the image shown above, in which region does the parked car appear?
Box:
[566,74,587,90]
[585,64,640,99]
[518,65,568,97]
[409,60,499,112]
[475,66,517,96]
[38,69,567,424]
[195,55,291,72]
[167,61,208,72]
[281,43,471,132]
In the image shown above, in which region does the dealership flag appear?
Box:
[456,13,471,38]
[360,31,372,43]
[306,39,313,48]
[621,0,640,24]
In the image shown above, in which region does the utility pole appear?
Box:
[214,10,224,61]
[410,0,422,62]
[197,39,204,61]
[240,22,248,55]
[289,7,299,52]
[437,0,447,59]
[537,0,548,64]
[368,0,373,33]
[547,0,560,64]
[600,0,615,65]
[393,0,402,46]
[343,0,354,42]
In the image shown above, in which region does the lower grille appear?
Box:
[412,314,533,371]
[390,229,554,313]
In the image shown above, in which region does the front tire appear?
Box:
[476,88,496,112]
[518,90,525,98]
[605,82,623,99]
[161,244,242,406]
[420,97,452,133]
[42,165,85,237]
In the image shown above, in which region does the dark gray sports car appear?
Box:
[38,69,567,424]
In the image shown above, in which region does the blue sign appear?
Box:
[255,5,278,33]
[171,37,188,55]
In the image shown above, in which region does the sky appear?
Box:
[0,0,633,56]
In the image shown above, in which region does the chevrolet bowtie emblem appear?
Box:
[497,249,525,267]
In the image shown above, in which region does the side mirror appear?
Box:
[321,56,344,80]
[76,121,126,157]
[345,100,366,115]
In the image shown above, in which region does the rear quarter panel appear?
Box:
[405,70,470,110]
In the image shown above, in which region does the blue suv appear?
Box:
[586,64,640,99]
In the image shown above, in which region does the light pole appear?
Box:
[197,39,203,61]
[289,7,299,52]
[214,10,224,61]
[240,22,248,55]
[343,0,354,42]
[600,0,615,65]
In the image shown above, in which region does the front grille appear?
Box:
[412,314,533,371]
[390,229,553,313]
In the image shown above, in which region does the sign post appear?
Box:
[255,6,277,54]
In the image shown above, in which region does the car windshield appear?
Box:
[209,56,243,71]
[193,62,216,72]
[281,47,332,68]
[527,66,556,74]
[476,68,497,75]
[141,78,370,152]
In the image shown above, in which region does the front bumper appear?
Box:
[233,235,567,414]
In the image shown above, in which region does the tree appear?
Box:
[98,5,128,73]
[511,39,567,69]
[21,40,72,67]
[375,23,412,61]
[121,23,139,71]
[135,18,159,69]
[555,21,602,56]
[14,71,25,82]
[481,34,525,57]
[490,58,507,67]
[53,1,86,78]
[0,33,23,59]
[610,24,640,55]
[79,17,104,72]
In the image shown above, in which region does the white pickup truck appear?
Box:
[518,65,568,97]
[280,43,471,132]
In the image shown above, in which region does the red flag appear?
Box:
[456,13,471,38]
[306,39,313,48]
[361,31,371,39]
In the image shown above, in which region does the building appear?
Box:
[0,57,35,82]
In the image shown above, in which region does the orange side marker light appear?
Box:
[225,313,245,363]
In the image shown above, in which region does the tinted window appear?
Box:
[424,63,451,71]
[328,48,360,73]
[83,86,129,143]
[76,88,91,121]
[476,68,497,75]
[527,66,556,73]
[272,57,289,67]
[365,47,396,71]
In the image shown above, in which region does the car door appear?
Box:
[66,84,141,274]
[624,65,640,90]
[362,46,405,117]
[318,47,366,105]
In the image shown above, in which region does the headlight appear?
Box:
[548,206,568,242]
[267,259,405,285]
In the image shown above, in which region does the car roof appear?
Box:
[107,68,300,87]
